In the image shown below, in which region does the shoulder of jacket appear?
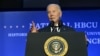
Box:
[62,25,75,31]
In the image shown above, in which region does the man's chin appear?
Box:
[49,19,59,22]
[53,20,60,22]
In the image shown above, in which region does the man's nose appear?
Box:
[50,14,54,17]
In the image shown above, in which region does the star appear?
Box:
[16,25,19,28]
[10,25,13,28]
[22,25,25,28]
[4,26,7,29]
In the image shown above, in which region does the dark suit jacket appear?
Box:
[38,25,75,32]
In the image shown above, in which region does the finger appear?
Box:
[32,21,35,27]
[32,21,37,29]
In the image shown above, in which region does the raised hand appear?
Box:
[31,21,38,33]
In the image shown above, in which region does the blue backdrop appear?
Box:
[0,10,100,56]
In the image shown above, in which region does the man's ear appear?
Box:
[60,11,62,18]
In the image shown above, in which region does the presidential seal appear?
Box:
[44,36,68,56]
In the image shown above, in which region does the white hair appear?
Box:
[47,4,62,13]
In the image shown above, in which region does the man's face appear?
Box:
[47,6,61,22]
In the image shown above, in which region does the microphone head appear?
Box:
[49,20,63,27]
[49,21,54,27]
[58,20,63,27]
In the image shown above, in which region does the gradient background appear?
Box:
[0,10,100,56]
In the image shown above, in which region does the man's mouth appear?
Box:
[50,17,55,19]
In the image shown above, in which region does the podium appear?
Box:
[25,32,88,56]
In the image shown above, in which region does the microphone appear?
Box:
[49,20,63,27]
[58,20,63,27]
[49,20,62,32]
[49,21,54,27]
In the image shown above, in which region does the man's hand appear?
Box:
[31,21,38,33]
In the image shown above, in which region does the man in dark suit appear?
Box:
[30,3,88,46]
[31,4,75,32]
